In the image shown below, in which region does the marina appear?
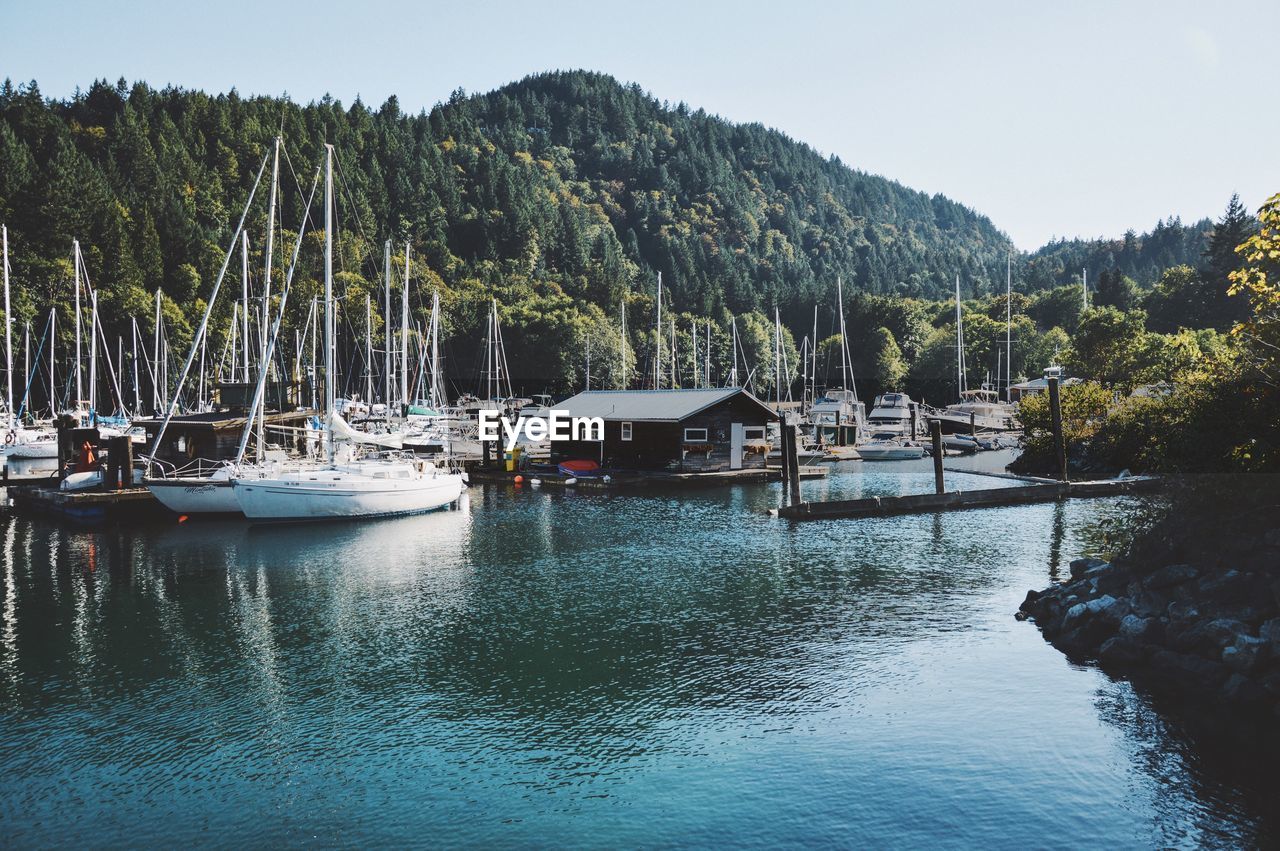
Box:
[3,4,1278,844]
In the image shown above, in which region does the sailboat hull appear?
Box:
[231,469,464,520]
[145,478,241,514]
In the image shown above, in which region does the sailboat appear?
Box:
[147,137,313,515]
[231,144,465,521]
[927,273,1018,436]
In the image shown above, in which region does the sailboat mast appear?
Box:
[401,244,410,407]
[2,225,11,429]
[1006,253,1013,400]
[324,144,335,463]
[691,318,698,389]
[619,296,627,390]
[670,318,675,388]
[49,308,55,416]
[88,290,98,414]
[430,291,440,409]
[241,230,250,383]
[384,239,391,407]
[153,288,161,410]
[131,319,141,413]
[74,240,82,407]
[257,136,280,458]
[365,293,373,406]
[1082,267,1088,311]
[654,272,662,389]
[730,317,739,387]
[955,274,965,396]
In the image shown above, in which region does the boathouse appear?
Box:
[133,410,312,467]
[550,388,778,473]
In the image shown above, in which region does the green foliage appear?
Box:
[871,326,906,389]
[1028,285,1084,333]
[1012,382,1113,474]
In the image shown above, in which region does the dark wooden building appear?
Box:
[133,410,313,467]
[551,388,778,473]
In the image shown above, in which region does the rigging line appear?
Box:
[332,151,383,283]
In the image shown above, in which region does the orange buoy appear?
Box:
[514,475,524,485]
[178,515,189,523]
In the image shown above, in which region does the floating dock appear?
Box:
[6,486,164,524]
[771,476,1160,521]
[468,465,828,490]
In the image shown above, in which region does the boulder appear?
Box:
[1171,618,1250,658]
[1149,650,1230,689]
[1118,614,1159,643]
[1070,557,1108,580]
[1099,635,1148,667]
[1222,635,1267,674]
[1145,563,1199,590]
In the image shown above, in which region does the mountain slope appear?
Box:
[0,71,1015,330]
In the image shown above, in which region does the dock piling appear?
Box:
[1048,376,1068,481]
[930,419,944,494]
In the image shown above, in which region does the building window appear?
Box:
[683,428,708,442]
[743,426,765,441]
[621,421,633,441]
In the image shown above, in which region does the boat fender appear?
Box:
[564,477,577,486]
[529,478,541,488]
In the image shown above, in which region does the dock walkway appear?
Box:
[772,476,1159,520]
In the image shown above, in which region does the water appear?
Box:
[0,457,1274,847]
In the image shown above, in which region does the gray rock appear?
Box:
[1118,614,1155,642]
[1099,635,1147,667]
[1070,557,1108,579]
[1150,650,1230,688]
[1085,594,1129,622]
[1145,563,1199,590]
[1222,635,1267,674]
[1172,618,1249,657]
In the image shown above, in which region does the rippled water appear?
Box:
[0,456,1274,847]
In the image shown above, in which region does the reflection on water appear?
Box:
[0,463,1273,846]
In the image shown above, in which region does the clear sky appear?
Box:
[6,0,1277,249]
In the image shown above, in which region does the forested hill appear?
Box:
[1027,216,1213,289]
[0,70,1014,329]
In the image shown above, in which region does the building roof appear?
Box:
[553,388,776,422]
[1010,376,1083,391]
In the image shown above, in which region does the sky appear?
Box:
[5,0,1278,249]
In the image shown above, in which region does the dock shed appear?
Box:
[550,388,778,472]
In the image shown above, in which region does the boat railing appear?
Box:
[144,457,233,480]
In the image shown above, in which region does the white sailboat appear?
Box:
[0,228,56,470]
[147,138,307,516]
[231,144,465,521]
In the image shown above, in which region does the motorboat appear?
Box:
[928,387,1019,434]
[867,392,918,436]
[857,431,926,461]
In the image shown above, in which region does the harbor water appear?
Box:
[1,456,1275,847]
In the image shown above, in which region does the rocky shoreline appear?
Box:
[1018,529,1280,719]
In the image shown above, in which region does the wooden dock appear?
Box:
[468,465,828,490]
[771,476,1160,520]
[7,486,164,524]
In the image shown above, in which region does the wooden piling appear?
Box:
[785,423,802,505]
[1048,376,1067,481]
[930,418,944,494]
